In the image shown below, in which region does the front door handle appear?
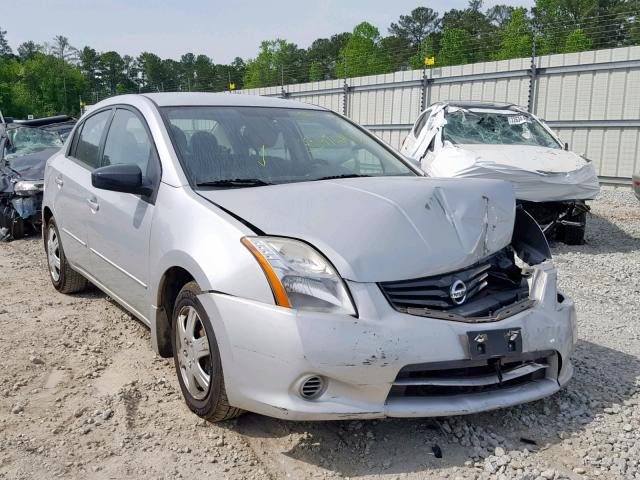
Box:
[86,197,99,212]
[55,176,64,188]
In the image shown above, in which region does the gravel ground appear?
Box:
[0,186,638,480]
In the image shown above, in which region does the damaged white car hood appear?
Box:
[200,177,515,282]
[426,144,600,202]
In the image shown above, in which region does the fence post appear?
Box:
[342,78,350,117]
[280,65,289,98]
[420,69,433,112]
[527,33,538,114]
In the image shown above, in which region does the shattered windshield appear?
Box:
[443,109,561,149]
[163,106,414,187]
[4,127,64,160]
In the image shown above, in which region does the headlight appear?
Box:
[14,180,44,196]
[242,236,356,315]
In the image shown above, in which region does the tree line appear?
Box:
[1,0,638,118]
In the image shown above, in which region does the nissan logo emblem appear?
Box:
[449,279,467,305]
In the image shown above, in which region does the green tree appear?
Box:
[389,7,440,48]
[336,22,391,78]
[243,39,303,88]
[306,33,351,81]
[438,28,473,66]
[17,41,40,61]
[486,5,515,28]
[79,46,102,100]
[0,27,12,59]
[441,1,497,62]
[563,28,592,52]
[494,7,532,60]
[380,35,414,71]
[100,51,126,94]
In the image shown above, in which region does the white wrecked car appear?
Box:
[401,102,600,244]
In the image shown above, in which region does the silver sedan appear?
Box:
[42,93,576,421]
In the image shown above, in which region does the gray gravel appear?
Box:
[0,186,638,480]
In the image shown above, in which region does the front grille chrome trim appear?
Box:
[406,298,535,323]
[393,362,548,387]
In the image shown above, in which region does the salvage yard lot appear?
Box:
[0,187,639,480]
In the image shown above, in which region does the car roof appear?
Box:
[433,100,518,110]
[125,92,325,110]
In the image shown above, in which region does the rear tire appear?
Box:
[45,217,88,293]
[560,211,586,245]
[171,281,243,422]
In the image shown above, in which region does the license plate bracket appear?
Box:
[466,328,522,359]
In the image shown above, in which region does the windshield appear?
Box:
[443,109,561,149]
[162,106,414,187]
[5,126,64,160]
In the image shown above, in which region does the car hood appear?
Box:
[200,176,515,282]
[4,147,58,180]
[426,144,600,202]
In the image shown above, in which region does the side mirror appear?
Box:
[92,164,153,196]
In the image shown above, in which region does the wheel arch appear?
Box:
[152,258,211,357]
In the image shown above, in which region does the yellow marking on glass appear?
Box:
[258,145,266,167]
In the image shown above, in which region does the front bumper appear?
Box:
[198,261,576,420]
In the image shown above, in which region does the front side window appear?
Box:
[163,107,414,187]
[413,109,431,137]
[443,109,561,148]
[74,110,112,168]
[102,109,155,175]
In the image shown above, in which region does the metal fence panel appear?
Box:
[240,46,640,180]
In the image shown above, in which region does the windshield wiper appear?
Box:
[312,174,372,181]
[196,178,272,188]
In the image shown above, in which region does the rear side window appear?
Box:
[102,109,156,175]
[74,110,112,169]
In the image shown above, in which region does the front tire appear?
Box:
[171,281,243,422]
[45,217,88,293]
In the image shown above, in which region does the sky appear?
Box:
[4,0,533,63]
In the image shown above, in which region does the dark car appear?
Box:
[0,114,76,240]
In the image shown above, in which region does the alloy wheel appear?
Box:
[175,305,212,400]
[47,227,61,282]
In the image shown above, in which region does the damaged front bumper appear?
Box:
[197,260,576,421]
[0,192,43,241]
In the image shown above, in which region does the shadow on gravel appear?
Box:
[230,340,639,477]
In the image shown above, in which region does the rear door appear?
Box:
[52,109,112,272]
[86,107,160,318]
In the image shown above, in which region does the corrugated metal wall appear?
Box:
[241,46,640,180]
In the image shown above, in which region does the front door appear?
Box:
[86,107,160,319]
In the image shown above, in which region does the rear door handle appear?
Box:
[55,176,64,187]
[86,198,99,212]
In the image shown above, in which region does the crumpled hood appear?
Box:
[200,177,516,282]
[0,147,58,193]
[426,144,600,202]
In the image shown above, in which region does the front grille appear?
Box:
[379,262,491,310]
[378,248,531,321]
[388,352,553,398]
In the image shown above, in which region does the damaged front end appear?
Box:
[379,207,551,323]
[519,199,590,246]
[0,115,74,241]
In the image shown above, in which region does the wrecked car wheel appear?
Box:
[559,211,586,245]
[45,218,88,293]
[171,281,243,422]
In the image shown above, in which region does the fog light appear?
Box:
[299,375,326,400]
